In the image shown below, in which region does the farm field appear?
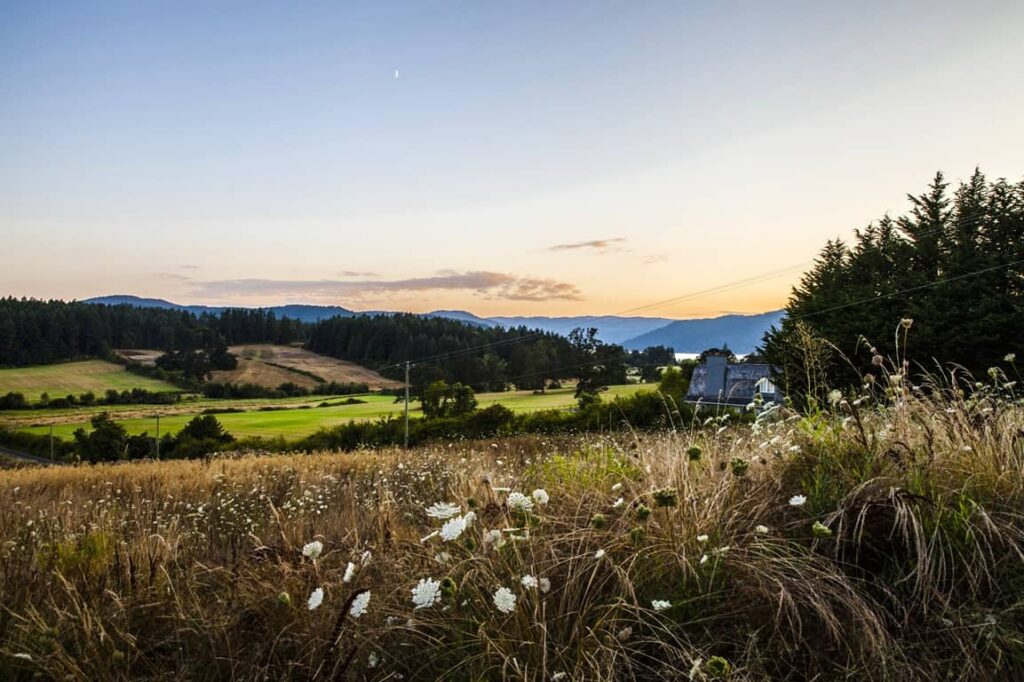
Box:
[13,383,654,440]
[228,344,404,390]
[0,359,180,401]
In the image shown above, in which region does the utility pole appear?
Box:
[155,415,160,460]
[404,361,410,448]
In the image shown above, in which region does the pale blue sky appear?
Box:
[2,1,1022,316]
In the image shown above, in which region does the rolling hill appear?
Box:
[621,310,785,353]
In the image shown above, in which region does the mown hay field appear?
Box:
[2,380,1023,680]
[0,360,180,401]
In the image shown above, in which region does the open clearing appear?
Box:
[227,344,403,389]
[0,360,180,400]
[15,383,654,439]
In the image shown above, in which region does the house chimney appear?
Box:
[703,351,728,398]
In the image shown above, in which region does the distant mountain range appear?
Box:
[84,295,784,353]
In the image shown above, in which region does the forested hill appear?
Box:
[0,298,305,366]
[305,314,583,391]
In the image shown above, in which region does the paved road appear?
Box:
[0,443,62,466]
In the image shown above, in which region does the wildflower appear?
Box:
[538,577,551,593]
[612,497,625,509]
[425,502,461,520]
[483,529,503,545]
[440,515,468,542]
[697,534,709,543]
[789,494,807,507]
[521,574,538,589]
[360,550,372,566]
[594,548,606,559]
[635,503,652,521]
[611,482,623,492]
[812,521,832,538]
[302,540,323,559]
[552,673,567,680]
[368,652,379,669]
[307,587,324,611]
[828,389,843,405]
[532,489,550,505]
[1006,353,1016,363]
[493,586,517,614]
[699,553,709,565]
[651,599,671,611]
[463,510,477,525]
[349,590,371,618]
[705,656,732,678]
[755,524,769,534]
[342,561,356,583]
[590,513,607,529]
[507,492,534,513]
[652,487,678,508]
[411,578,442,609]
[788,444,801,453]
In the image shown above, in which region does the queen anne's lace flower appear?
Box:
[302,540,323,559]
[440,515,468,542]
[539,577,551,593]
[425,502,461,519]
[493,586,517,614]
[411,578,442,609]
[594,548,606,559]
[307,587,324,611]
[651,599,671,611]
[532,489,549,505]
[507,492,534,513]
[521,574,538,588]
[789,495,807,507]
[349,590,371,618]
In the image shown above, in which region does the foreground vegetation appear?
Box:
[2,372,1022,680]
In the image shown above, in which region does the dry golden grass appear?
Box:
[1,379,1023,680]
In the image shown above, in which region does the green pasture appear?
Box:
[0,360,180,401]
[18,384,654,440]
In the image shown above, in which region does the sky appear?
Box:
[1,1,1022,318]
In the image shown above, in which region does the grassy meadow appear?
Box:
[8,384,653,440]
[0,360,180,401]
[2,379,1023,680]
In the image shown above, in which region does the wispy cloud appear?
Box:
[187,271,582,302]
[548,237,626,252]
[337,270,380,277]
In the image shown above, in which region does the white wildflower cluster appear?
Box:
[307,587,324,611]
[425,502,461,520]
[411,578,442,609]
[651,599,672,611]
[302,540,323,559]
[493,586,517,614]
[349,590,371,618]
[506,492,534,513]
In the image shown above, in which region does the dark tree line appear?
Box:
[0,299,305,366]
[763,169,1024,398]
[305,314,634,394]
